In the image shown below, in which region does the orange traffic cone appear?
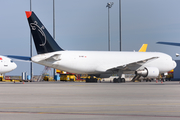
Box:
[156,79,158,83]
[23,81,24,84]
[161,80,163,84]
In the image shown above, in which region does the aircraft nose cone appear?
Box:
[13,63,17,70]
[172,60,177,69]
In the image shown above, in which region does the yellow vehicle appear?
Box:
[80,74,101,82]
[0,76,3,81]
[56,69,76,81]
[57,70,101,82]
[60,74,75,81]
[166,69,174,81]
[43,74,53,81]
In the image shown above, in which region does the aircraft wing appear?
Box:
[157,42,180,46]
[106,57,158,72]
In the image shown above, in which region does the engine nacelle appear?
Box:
[135,67,159,78]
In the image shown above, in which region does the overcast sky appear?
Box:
[1,0,180,76]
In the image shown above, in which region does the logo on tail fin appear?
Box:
[30,21,46,46]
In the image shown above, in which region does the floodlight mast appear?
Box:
[106,2,114,8]
[30,0,33,80]
[53,0,56,78]
[106,2,114,51]
[119,0,121,51]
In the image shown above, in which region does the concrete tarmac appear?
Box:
[0,81,180,120]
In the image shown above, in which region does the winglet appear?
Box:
[139,44,148,52]
[25,11,32,18]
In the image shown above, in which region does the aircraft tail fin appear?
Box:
[25,11,63,54]
[138,44,148,52]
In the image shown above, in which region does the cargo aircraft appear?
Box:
[8,11,177,82]
[0,55,17,74]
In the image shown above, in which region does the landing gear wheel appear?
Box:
[121,78,125,83]
[118,78,121,83]
[113,78,117,83]
[113,78,120,83]
[113,78,125,83]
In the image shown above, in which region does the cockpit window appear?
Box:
[11,60,14,63]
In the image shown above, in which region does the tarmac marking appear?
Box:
[63,85,89,87]
[0,111,180,118]
[0,103,180,109]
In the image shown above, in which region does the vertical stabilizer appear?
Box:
[25,11,63,54]
[138,44,148,52]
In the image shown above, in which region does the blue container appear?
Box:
[27,75,31,80]
[54,75,60,81]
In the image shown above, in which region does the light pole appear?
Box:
[53,0,56,78]
[119,0,121,51]
[30,0,33,80]
[106,2,114,51]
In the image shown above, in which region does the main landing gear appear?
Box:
[113,78,125,83]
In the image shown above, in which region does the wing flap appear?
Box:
[107,57,158,72]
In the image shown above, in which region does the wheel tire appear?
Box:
[113,78,117,83]
[117,78,121,83]
[121,78,125,83]
[86,78,90,83]
[92,78,97,83]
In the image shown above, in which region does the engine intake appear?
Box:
[135,67,159,78]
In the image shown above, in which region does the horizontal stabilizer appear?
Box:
[6,55,31,62]
[157,42,180,46]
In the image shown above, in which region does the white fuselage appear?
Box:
[31,51,176,75]
[0,55,17,74]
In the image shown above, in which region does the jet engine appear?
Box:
[135,67,159,78]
